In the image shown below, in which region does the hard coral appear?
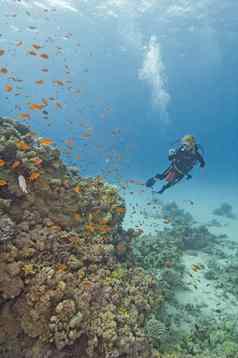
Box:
[0,211,15,242]
[0,118,161,358]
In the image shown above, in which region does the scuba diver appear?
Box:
[145,135,205,194]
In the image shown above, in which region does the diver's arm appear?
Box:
[153,149,176,181]
[168,148,176,161]
[196,151,205,167]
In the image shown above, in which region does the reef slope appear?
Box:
[0,118,161,358]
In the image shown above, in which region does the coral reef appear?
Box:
[133,229,183,274]
[213,202,237,220]
[1,118,237,358]
[0,118,161,358]
[173,224,219,251]
[206,218,225,228]
[205,253,238,298]
[145,316,168,348]
[0,211,15,243]
[161,201,195,227]
[132,227,186,352]
[132,201,238,357]
[176,316,238,358]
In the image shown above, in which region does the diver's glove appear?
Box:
[168,148,176,161]
[168,148,176,156]
[186,174,192,180]
[145,177,156,187]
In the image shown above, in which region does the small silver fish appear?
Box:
[18,175,28,194]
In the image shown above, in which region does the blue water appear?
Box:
[0,0,237,187]
[1,2,238,356]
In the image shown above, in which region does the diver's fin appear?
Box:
[145,177,156,187]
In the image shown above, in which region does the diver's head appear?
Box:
[181,134,196,150]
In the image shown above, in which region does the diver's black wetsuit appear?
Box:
[154,144,205,193]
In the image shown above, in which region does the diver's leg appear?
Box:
[146,166,171,187]
[174,174,184,184]
[155,166,171,180]
[157,175,183,194]
[157,182,173,194]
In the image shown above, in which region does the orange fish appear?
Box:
[32,44,42,50]
[30,157,43,166]
[19,112,31,120]
[83,280,93,289]
[0,160,5,167]
[76,154,81,160]
[0,67,8,75]
[16,141,30,151]
[56,264,67,272]
[11,160,21,169]
[30,103,45,110]
[29,171,40,182]
[48,224,62,232]
[40,53,49,59]
[0,49,5,56]
[84,224,96,233]
[73,185,81,193]
[53,80,64,86]
[0,179,7,187]
[4,84,13,92]
[35,80,44,85]
[115,207,126,214]
[39,138,53,146]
